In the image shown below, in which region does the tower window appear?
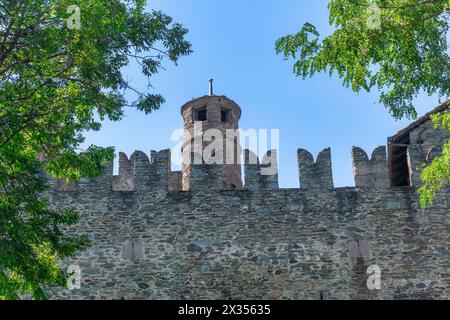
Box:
[221,109,231,123]
[196,108,207,121]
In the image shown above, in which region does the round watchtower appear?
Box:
[180,92,243,191]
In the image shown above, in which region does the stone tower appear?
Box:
[180,91,243,191]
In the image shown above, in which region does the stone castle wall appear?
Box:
[45,143,449,300]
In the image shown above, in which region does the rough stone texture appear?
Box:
[406,118,449,186]
[297,148,333,189]
[43,102,449,300]
[112,152,134,191]
[168,171,182,192]
[189,164,224,192]
[409,118,448,157]
[45,149,449,300]
[244,149,279,191]
[407,147,426,187]
[352,146,390,188]
[55,179,79,192]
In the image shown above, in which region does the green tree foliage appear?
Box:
[0,0,191,299]
[276,0,449,119]
[418,106,450,208]
[276,0,449,207]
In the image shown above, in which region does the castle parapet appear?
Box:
[53,159,114,193]
[352,146,389,187]
[112,152,134,191]
[244,149,279,191]
[52,150,170,193]
[297,148,333,189]
[49,145,423,194]
[149,149,171,191]
[189,160,224,192]
[129,151,152,191]
[126,149,170,192]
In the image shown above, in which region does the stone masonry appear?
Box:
[45,98,449,300]
[180,95,243,191]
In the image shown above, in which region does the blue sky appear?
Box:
[82,0,443,188]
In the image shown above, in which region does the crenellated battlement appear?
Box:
[47,102,449,195]
[48,145,405,194]
[244,149,279,191]
[46,100,449,301]
[297,148,333,189]
[51,149,170,194]
[352,146,389,188]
